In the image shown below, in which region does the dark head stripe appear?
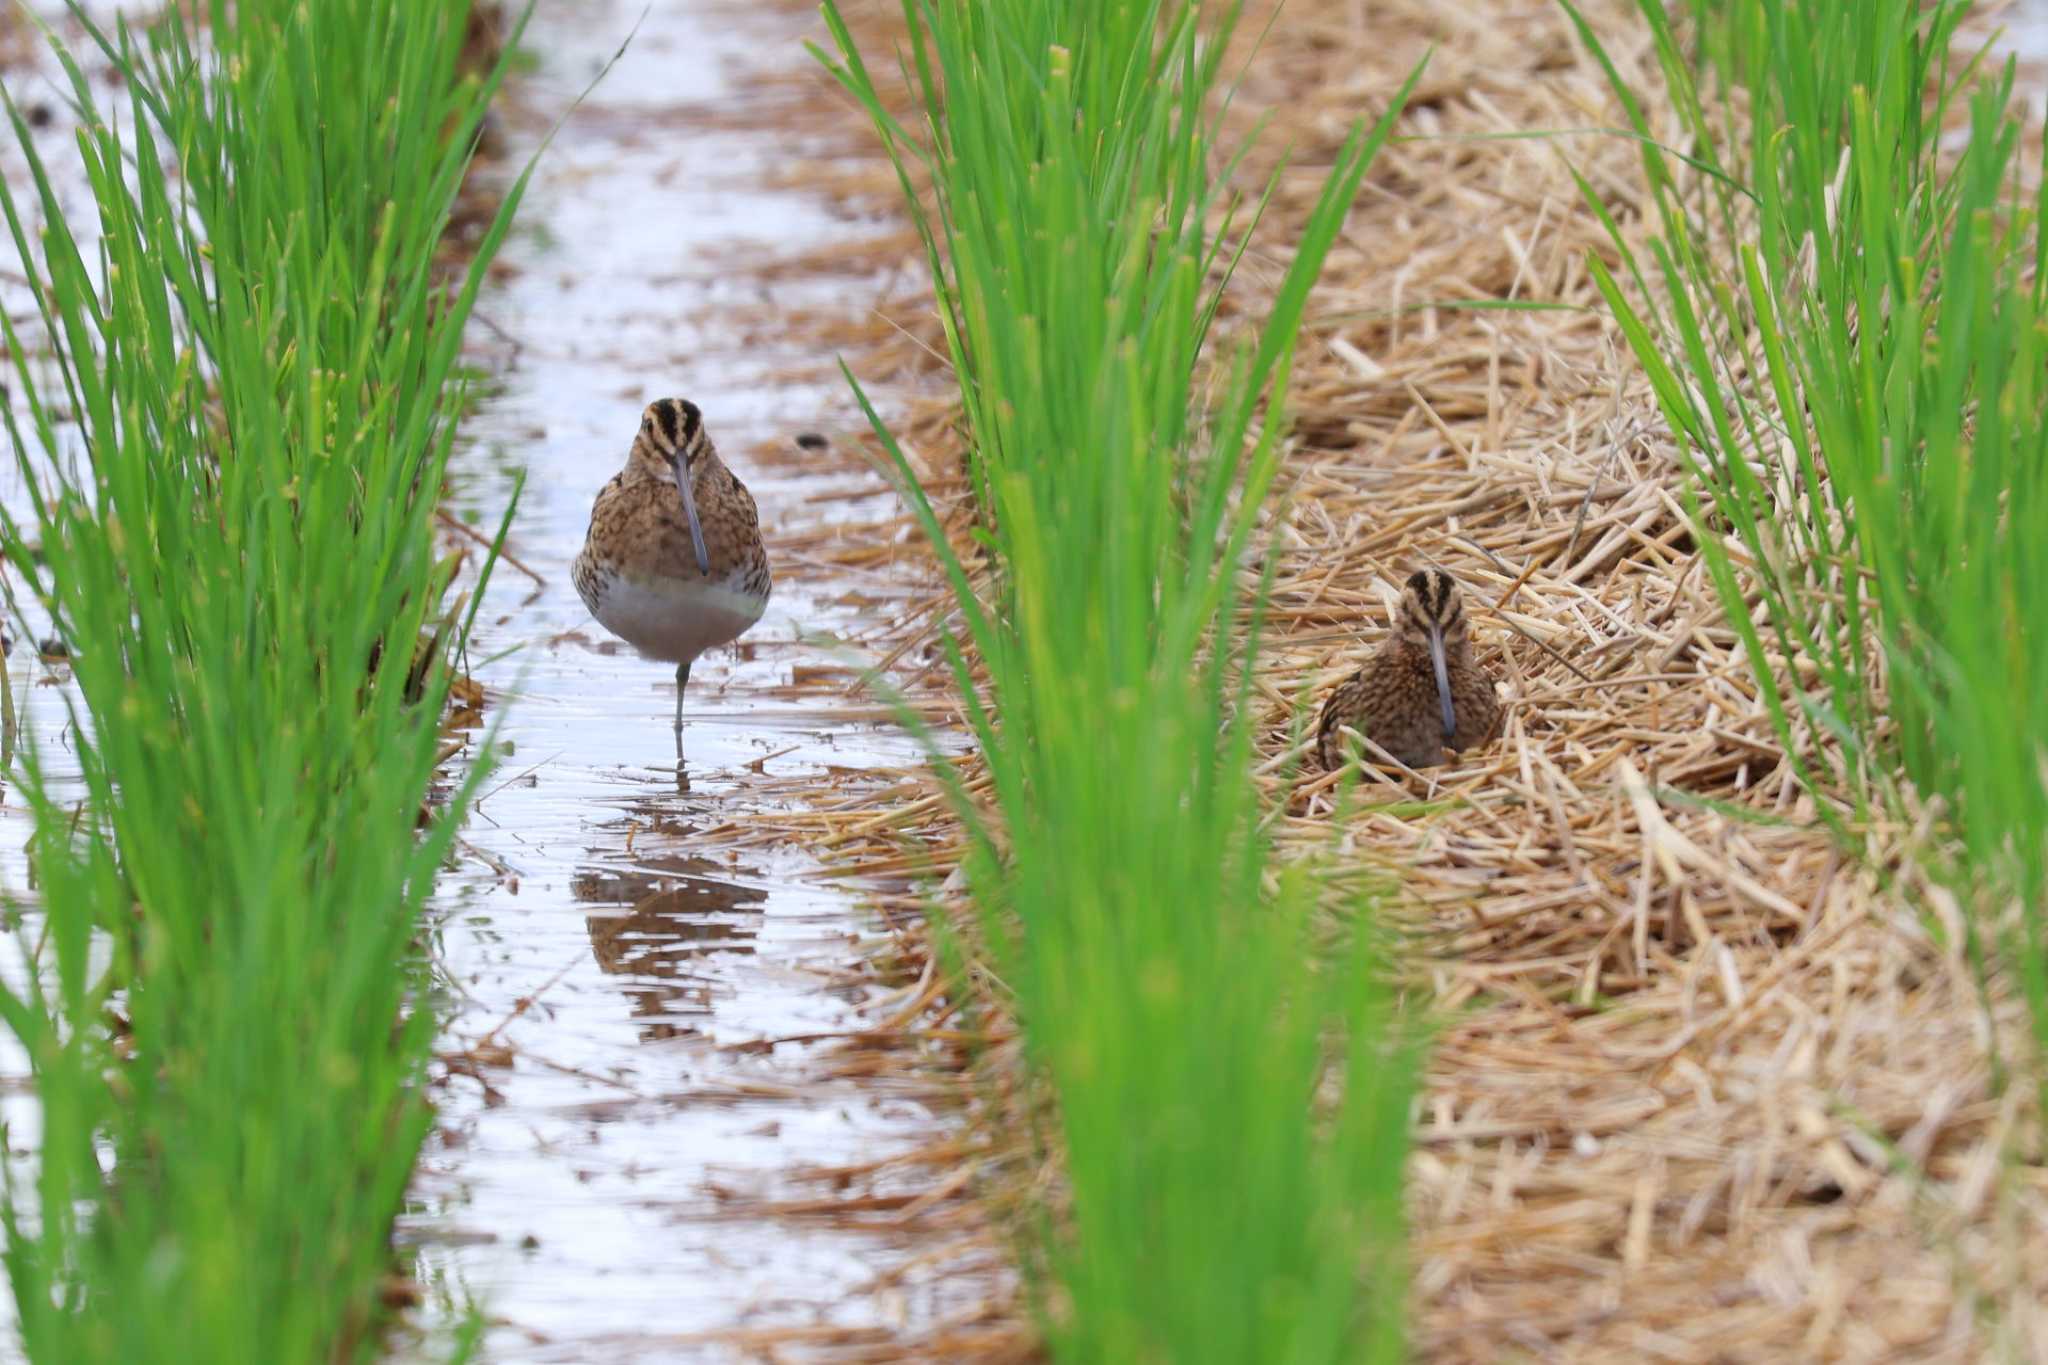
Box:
[646,398,707,454]
[1397,568,1461,625]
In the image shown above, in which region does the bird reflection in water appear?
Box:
[570,854,765,1041]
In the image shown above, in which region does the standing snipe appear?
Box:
[572,398,771,763]
[1317,568,1501,770]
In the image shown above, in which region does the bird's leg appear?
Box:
[673,658,691,779]
[674,658,693,734]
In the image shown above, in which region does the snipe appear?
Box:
[572,398,771,765]
[1317,568,1501,770]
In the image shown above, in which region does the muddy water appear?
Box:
[403,3,970,1360]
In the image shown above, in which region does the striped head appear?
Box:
[1394,568,1471,741]
[629,397,711,477]
[628,397,712,574]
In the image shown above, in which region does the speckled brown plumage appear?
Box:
[573,398,771,756]
[1317,568,1501,769]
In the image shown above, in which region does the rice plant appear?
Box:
[817,3,1424,1359]
[1567,0,2048,1095]
[0,1,528,1358]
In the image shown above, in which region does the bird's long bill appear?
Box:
[1427,622,1457,740]
[671,452,711,576]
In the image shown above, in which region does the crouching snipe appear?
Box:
[1317,568,1500,770]
[573,398,771,766]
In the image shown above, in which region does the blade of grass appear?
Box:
[0,2,534,1359]
[819,3,1423,1359]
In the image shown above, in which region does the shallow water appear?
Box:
[403,2,968,1360]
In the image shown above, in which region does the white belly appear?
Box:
[591,571,766,664]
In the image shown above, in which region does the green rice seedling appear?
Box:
[818,3,1423,1359]
[0,1,530,1359]
[1565,0,2048,1098]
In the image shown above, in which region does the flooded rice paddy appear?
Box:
[0,0,977,1360]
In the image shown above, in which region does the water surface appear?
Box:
[406,2,971,1359]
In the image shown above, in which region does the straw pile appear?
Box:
[716,0,2048,1358]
